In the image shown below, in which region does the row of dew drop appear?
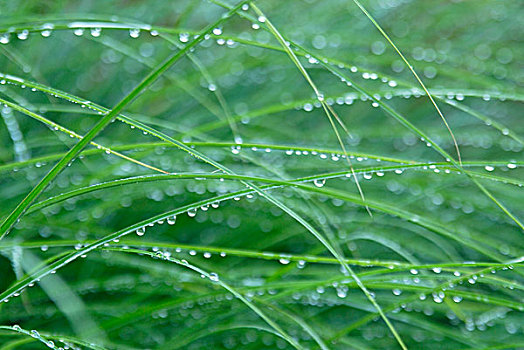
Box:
[106,224,523,305]
[1,20,515,105]
[0,23,159,44]
[7,287,520,347]
[9,325,77,350]
[1,72,518,160]
[0,19,518,151]
[6,231,521,339]
[85,242,523,312]
[35,183,519,295]
[4,82,516,180]
[10,151,522,242]
[70,282,524,341]
[134,200,224,234]
[115,251,524,331]
[14,170,518,306]
[1,13,518,125]
[3,134,519,184]
[6,260,519,306]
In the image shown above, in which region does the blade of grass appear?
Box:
[248,2,372,217]
[105,247,303,349]
[0,97,169,174]
[350,0,462,164]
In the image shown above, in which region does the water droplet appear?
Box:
[188,208,197,217]
[313,178,326,187]
[484,165,494,172]
[392,289,402,296]
[90,28,101,37]
[258,16,266,23]
[212,28,222,35]
[433,294,443,303]
[73,28,84,36]
[129,28,140,38]
[17,30,29,40]
[432,267,442,274]
[279,258,290,265]
[203,252,212,258]
[179,33,189,42]
[136,227,146,236]
[209,273,219,282]
[231,145,241,154]
[452,296,462,303]
[0,33,10,44]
